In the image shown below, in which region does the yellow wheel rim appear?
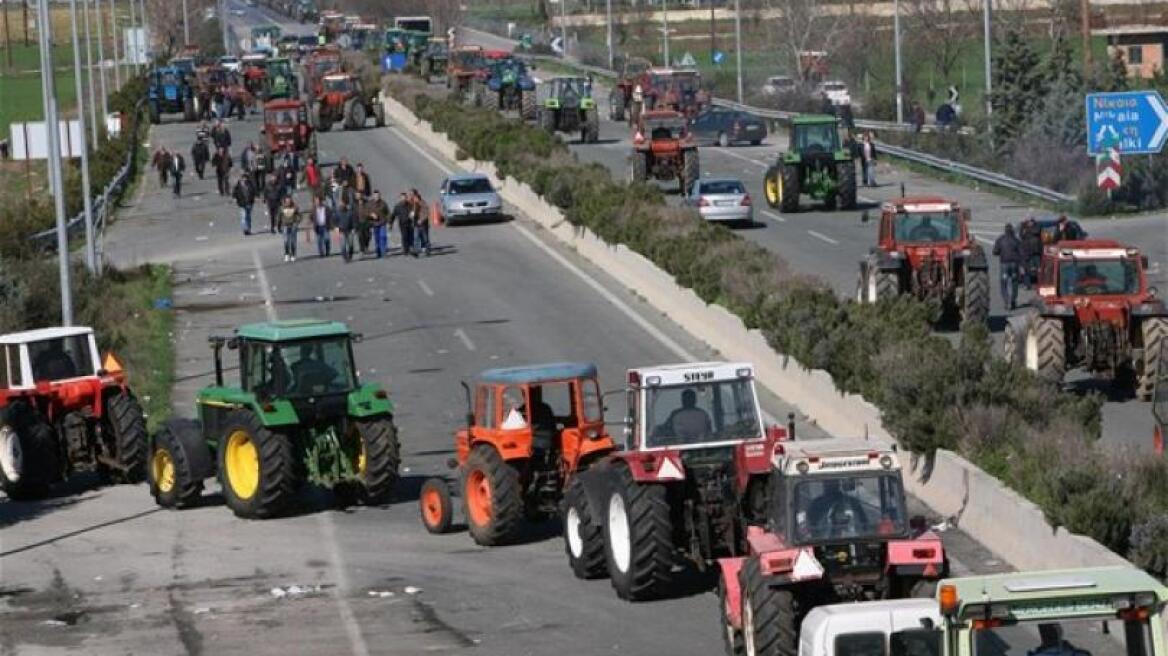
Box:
[355,437,367,478]
[225,430,259,500]
[152,448,176,494]
[765,175,779,204]
[777,173,784,202]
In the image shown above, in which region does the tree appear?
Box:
[989,26,1044,147]
[760,0,851,83]
[905,0,971,98]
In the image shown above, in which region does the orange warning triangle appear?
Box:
[103,352,124,374]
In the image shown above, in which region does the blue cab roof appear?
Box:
[477,362,598,385]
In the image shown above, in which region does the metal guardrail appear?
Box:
[29,97,147,250]
[522,53,1072,206]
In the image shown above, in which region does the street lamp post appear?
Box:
[37,0,74,324]
[83,0,98,144]
[983,0,993,125]
[894,0,903,124]
[95,0,109,124]
[605,0,612,70]
[69,0,98,274]
[734,0,743,104]
[662,1,669,66]
[127,0,136,73]
[111,0,121,90]
[182,0,189,45]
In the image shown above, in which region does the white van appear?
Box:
[798,599,942,656]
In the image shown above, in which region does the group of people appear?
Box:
[993,214,1085,310]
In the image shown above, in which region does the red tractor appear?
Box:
[561,363,785,599]
[310,72,384,131]
[630,109,700,194]
[446,45,485,105]
[0,327,148,499]
[261,98,317,167]
[1004,239,1167,399]
[301,46,343,99]
[716,438,947,655]
[418,363,616,546]
[608,56,652,122]
[855,197,990,326]
[629,68,709,125]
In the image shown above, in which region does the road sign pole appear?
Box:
[734,0,742,105]
[38,0,74,324]
[83,0,98,144]
[894,0,903,124]
[605,0,612,70]
[95,0,108,129]
[182,0,189,45]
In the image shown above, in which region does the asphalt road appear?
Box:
[457,26,1168,451]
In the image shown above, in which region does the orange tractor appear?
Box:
[630,109,700,194]
[0,327,147,499]
[419,363,615,546]
[310,72,384,131]
[301,46,343,98]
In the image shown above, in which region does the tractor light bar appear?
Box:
[645,376,662,387]
[736,368,752,378]
[1118,607,1151,622]
[971,618,1004,630]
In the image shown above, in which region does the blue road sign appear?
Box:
[1085,90,1168,155]
[712,49,725,65]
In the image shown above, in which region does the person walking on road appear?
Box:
[211,120,232,152]
[336,198,357,263]
[240,142,258,191]
[263,174,283,234]
[392,192,413,257]
[279,195,302,262]
[860,132,878,187]
[353,163,371,201]
[366,190,391,258]
[1055,214,1085,242]
[233,173,257,235]
[191,136,209,180]
[212,147,233,196]
[334,157,356,187]
[1019,217,1042,290]
[304,157,322,196]
[170,151,186,198]
[152,147,171,188]
[993,223,1022,311]
[311,195,333,257]
[410,188,432,257]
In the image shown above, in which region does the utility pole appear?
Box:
[220,0,228,53]
[1080,0,1092,69]
[111,0,121,89]
[37,0,74,324]
[182,0,189,45]
[662,0,669,66]
[69,0,97,274]
[95,0,108,131]
[559,0,567,59]
[983,0,993,129]
[83,0,98,144]
[605,0,612,70]
[893,0,903,123]
[709,2,715,64]
[4,1,13,70]
[127,0,135,73]
[137,0,144,61]
[734,0,742,104]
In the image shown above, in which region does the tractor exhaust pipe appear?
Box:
[787,412,796,441]
[900,182,906,198]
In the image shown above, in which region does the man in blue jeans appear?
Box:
[410,188,431,257]
[993,223,1022,311]
[311,195,333,257]
[278,196,301,262]
[365,190,391,258]
[232,174,256,235]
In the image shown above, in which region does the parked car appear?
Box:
[685,177,753,225]
[218,55,241,73]
[761,75,796,96]
[689,107,767,146]
[438,174,503,225]
[816,79,851,106]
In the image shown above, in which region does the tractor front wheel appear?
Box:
[149,420,204,508]
[719,575,746,656]
[564,476,606,579]
[0,402,58,500]
[583,108,600,143]
[837,160,857,210]
[218,410,297,519]
[521,90,537,121]
[104,390,148,483]
[463,444,523,546]
[149,103,161,125]
[961,268,990,326]
[740,557,798,656]
[764,166,781,208]
[373,101,386,128]
[419,477,454,533]
[1137,317,1168,400]
[609,89,625,121]
[779,164,800,213]
[311,101,329,132]
[351,416,400,504]
[1025,316,1066,384]
[538,108,556,134]
[1003,317,1026,365]
[604,464,673,601]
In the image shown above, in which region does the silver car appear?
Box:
[685,178,753,225]
[439,174,503,225]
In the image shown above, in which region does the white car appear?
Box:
[816,80,851,106]
[761,75,796,96]
[218,55,241,73]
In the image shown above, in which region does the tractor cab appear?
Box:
[790,115,842,155]
[322,73,355,95]
[169,57,196,78]
[264,57,295,98]
[262,99,314,158]
[635,109,689,145]
[1,327,102,390]
[1036,240,1150,301]
[879,198,968,247]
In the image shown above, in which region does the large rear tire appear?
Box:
[609,88,625,121]
[630,151,648,183]
[351,415,400,504]
[564,476,607,579]
[521,90,537,121]
[1138,317,1168,400]
[0,402,58,500]
[104,390,148,483]
[1025,317,1066,384]
[682,148,700,195]
[149,420,204,509]
[583,108,600,143]
[463,444,523,546]
[183,97,197,122]
[779,164,800,214]
[740,557,798,656]
[538,108,556,134]
[837,160,857,210]
[763,165,781,208]
[1003,317,1027,365]
[311,101,329,132]
[719,575,746,656]
[218,410,297,519]
[603,464,673,601]
[373,101,386,128]
[962,268,990,326]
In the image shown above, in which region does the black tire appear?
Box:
[539,108,556,134]
[0,402,59,500]
[583,108,599,143]
[373,101,386,128]
[463,444,523,546]
[629,100,642,127]
[719,574,746,656]
[352,415,400,504]
[149,104,161,125]
[419,477,454,534]
[860,267,899,303]
[472,83,484,108]
[183,98,196,122]
[311,101,327,132]
[420,59,431,82]
[1003,317,1026,365]
[103,390,148,483]
[1027,316,1066,383]
[740,557,798,656]
[837,159,857,210]
[609,89,625,121]
[218,410,297,519]
[521,90,537,121]
[1138,318,1168,400]
[630,151,648,183]
[779,164,800,214]
[604,464,673,601]
[148,421,204,509]
[962,268,990,325]
[564,477,607,579]
[763,165,781,208]
[682,148,700,195]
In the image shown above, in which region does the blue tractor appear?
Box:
[148,67,197,124]
[474,57,537,120]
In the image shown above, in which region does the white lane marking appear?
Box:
[975,236,993,245]
[250,250,368,656]
[716,147,769,169]
[762,210,786,223]
[806,230,839,245]
[251,250,277,321]
[417,279,434,297]
[454,328,476,352]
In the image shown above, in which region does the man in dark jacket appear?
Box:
[233,174,256,235]
[335,198,357,262]
[365,190,391,258]
[993,223,1022,311]
[191,136,209,180]
[170,152,186,198]
[391,192,413,257]
[263,174,283,233]
[1055,214,1085,242]
[211,120,232,151]
[1019,217,1042,289]
[212,147,233,196]
[334,157,356,187]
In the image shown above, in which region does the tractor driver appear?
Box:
[908,216,943,242]
[1027,624,1090,656]
[664,389,712,442]
[291,343,338,393]
[1072,264,1109,294]
[32,339,78,381]
[805,479,869,537]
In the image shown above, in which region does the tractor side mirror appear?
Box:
[1142,255,1150,270]
[861,210,870,223]
[351,332,364,343]
[909,515,928,532]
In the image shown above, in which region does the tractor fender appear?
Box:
[717,556,748,629]
[1005,312,1035,338]
[608,448,687,483]
[1131,301,1168,317]
[572,462,618,520]
[153,418,215,480]
[959,246,988,270]
[886,534,947,578]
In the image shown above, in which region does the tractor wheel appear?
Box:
[1024,317,1066,384]
[564,476,606,580]
[351,415,400,504]
[346,99,366,130]
[718,574,746,656]
[583,108,600,143]
[1003,316,1027,365]
[609,89,625,121]
[218,410,297,519]
[472,83,485,109]
[740,557,798,656]
[961,268,990,326]
[521,90,537,121]
[763,165,781,208]
[1137,317,1168,400]
[629,100,642,127]
[779,164,800,214]
[149,420,204,509]
[463,444,523,546]
[859,265,899,303]
[421,59,432,83]
[373,101,386,128]
[0,402,58,500]
[603,464,673,601]
[682,148,700,195]
[183,97,197,122]
[630,151,648,183]
[419,478,454,534]
[837,160,857,210]
[103,390,148,483]
[149,103,161,125]
[538,108,556,134]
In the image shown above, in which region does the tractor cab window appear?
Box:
[645,378,761,448]
[891,630,941,656]
[673,74,699,95]
[500,386,527,429]
[894,211,959,243]
[1057,258,1139,296]
[645,118,685,140]
[266,110,296,125]
[581,379,602,423]
[835,632,885,656]
[1,344,22,387]
[973,617,1149,656]
[794,123,840,153]
[790,473,906,543]
[246,338,356,398]
[323,77,352,93]
[527,382,573,431]
[28,335,94,381]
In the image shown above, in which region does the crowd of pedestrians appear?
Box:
[993,214,1085,311]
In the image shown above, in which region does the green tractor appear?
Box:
[146,319,401,519]
[263,57,297,101]
[763,115,857,212]
[535,76,599,143]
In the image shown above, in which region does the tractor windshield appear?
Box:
[28,335,95,382]
[323,77,352,93]
[790,473,907,543]
[1058,258,1139,296]
[266,109,298,125]
[644,117,685,139]
[645,378,761,448]
[794,123,840,153]
[894,211,960,243]
[396,18,432,33]
[672,74,700,94]
[973,615,1151,656]
[244,337,356,399]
